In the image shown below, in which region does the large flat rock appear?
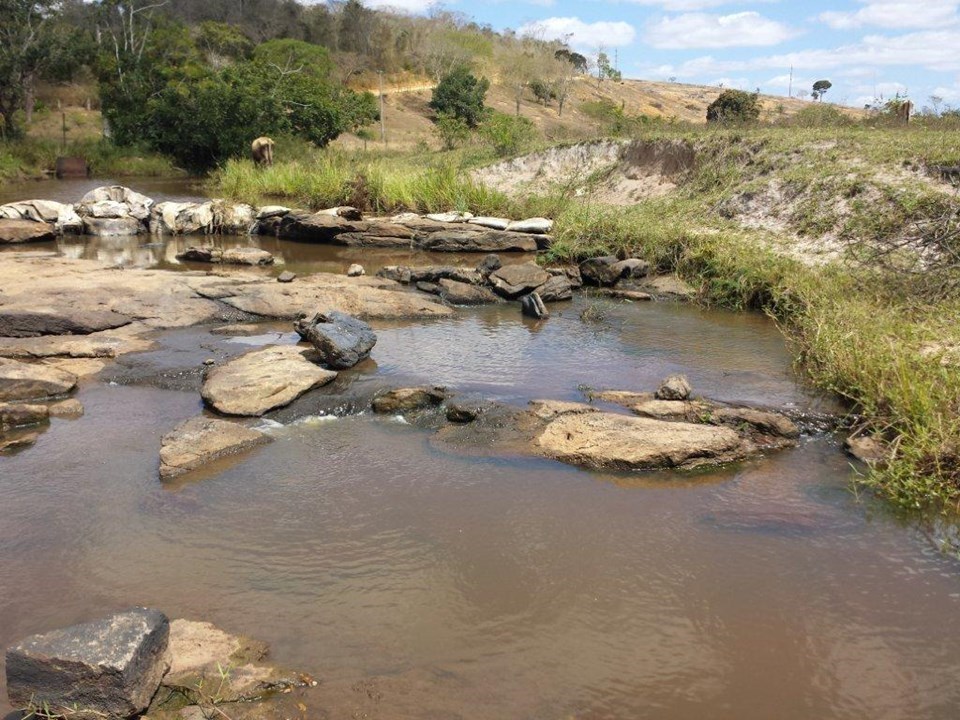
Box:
[0,358,77,401]
[159,416,272,479]
[201,346,338,416]
[536,411,748,470]
[0,219,56,244]
[5,608,171,718]
[0,309,132,338]
[416,229,539,253]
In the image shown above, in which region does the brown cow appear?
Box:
[251,136,275,166]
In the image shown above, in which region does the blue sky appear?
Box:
[360,0,960,110]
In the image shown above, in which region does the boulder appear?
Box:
[151,202,214,235]
[0,309,132,338]
[293,311,377,369]
[579,256,621,287]
[82,216,143,237]
[505,217,553,234]
[372,387,448,414]
[347,263,366,277]
[277,271,297,283]
[5,608,171,719]
[639,274,697,300]
[79,186,153,221]
[611,258,650,279]
[534,274,573,302]
[476,253,502,278]
[521,292,548,319]
[468,217,511,230]
[159,416,271,479]
[256,205,291,220]
[536,412,747,471]
[0,219,56,244]
[0,358,77,401]
[201,346,337,416]
[439,279,500,305]
[377,266,413,284]
[220,247,274,266]
[176,246,218,263]
[278,212,368,242]
[408,265,480,285]
[416,229,538,253]
[426,211,473,223]
[656,375,692,401]
[212,201,257,234]
[0,402,49,430]
[597,288,653,301]
[0,200,81,234]
[488,262,551,299]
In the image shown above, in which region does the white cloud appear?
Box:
[645,11,796,49]
[359,0,439,12]
[518,17,637,49]
[819,0,959,30]
[626,0,775,8]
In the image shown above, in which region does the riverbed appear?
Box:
[2,180,960,719]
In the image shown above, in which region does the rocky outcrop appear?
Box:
[159,416,271,479]
[201,346,338,416]
[0,219,56,244]
[293,311,377,369]
[5,608,171,719]
[372,387,449,414]
[0,309,132,338]
[0,358,77,401]
[78,186,153,221]
[0,200,82,234]
[150,201,257,235]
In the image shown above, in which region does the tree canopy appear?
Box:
[429,66,489,128]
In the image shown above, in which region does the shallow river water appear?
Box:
[2,180,960,719]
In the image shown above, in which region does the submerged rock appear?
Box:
[845,434,888,465]
[159,416,271,479]
[5,608,171,719]
[0,219,56,244]
[294,311,377,369]
[201,346,337,416]
[0,402,49,430]
[372,387,449,414]
[0,309,132,338]
[0,358,77,401]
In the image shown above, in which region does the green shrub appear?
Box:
[434,113,472,150]
[479,112,537,157]
[429,66,489,128]
[706,90,761,124]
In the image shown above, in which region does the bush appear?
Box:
[706,90,761,124]
[434,113,471,150]
[480,112,537,157]
[429,66,489,128]
[786,104,852,128]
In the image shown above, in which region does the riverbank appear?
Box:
[215,127,960,509]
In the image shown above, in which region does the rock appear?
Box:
[201,346,337,416]
[316,206,363,220]
[0,432,39,453]
[0,402,48,430]
[488,263,551,299]
[5,608,171,719]
[468,217,511,230]
[476,254,502,277]
[277,271,296,283]
[562,265,583,288]
[416,281,441,295]
[159,416,271,479]
[220,247,274,266]
[256,205,291,220]
[611,258,650,279]
[278,212,368,242]
[213,201,257,234]
[377,266,413,283]
[83,200,130,219]
[0,309,132,338]
[347,263,366,277]
[597,288,653,301]
[439,279,500,305]
[82,216,143,236]
[426,211,473,223]
[151,202,215,235]
[176,246,218,263]
[408,265,476,284]
[656,375,692,401]
[505,217,553,234]
[79,186,153,221]
[0,358,77,401]
[845,434,888,465]
[536,412,747,471]
[528,399,599,421]
[579,256,621,287]
[0,219,56,244]
[639,274,697,300]
[534,274,573,302]
[416,229,538,253]
[293,311,377,369]
[372,387,448,414]
[521,292,548,319]
[710,407,800,439]
[48,398,84,418]
[0,199,82,233]
[445,397,493,423]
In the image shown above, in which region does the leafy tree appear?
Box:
[529,78,556,105]
[197,21,254,64]
[706,89,761,124]
[554,48,587,74]
[433,112,470,150]
[596,51,621,83]
[480,111,536,157]
[812,79,832,101]
[429,66,489,128]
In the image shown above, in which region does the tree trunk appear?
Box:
[24,73,36,125]
[515,85,521,117]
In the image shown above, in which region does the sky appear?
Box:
[354,0,960,110]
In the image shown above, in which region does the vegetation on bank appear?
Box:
[216,122,960,511]
[0,136,177,182]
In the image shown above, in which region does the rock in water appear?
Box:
[535,275,573,302]
[0,402,49,430]
[0,358,77,401]
[656,375,692,401]
[372,387,449,414]
[5,608,171,718]
[0,219,56,244]
[579,256,621,287]
[439,279,500,305]
[488,263,551,299]
[521,292,548,319]
[220,247,274,266]
[476,253,502,278]
[293,311,377,369]
[346,264,366,277]
[201,346,337,416]
[159,416,272,479]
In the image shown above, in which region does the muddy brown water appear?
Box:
[3,181,960,718]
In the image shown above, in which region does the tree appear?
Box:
[596,51,621,83]
[812,79,832,101]
[429,66,488,128]
[554,47,587,74]
[706,89,761,124]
